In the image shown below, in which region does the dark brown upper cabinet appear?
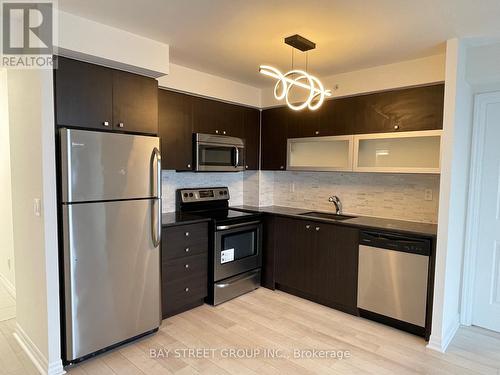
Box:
[55,56,113,130]
[318,96,357,136]
[192,96,245,138]
[159,89,194,171]
[112,70,158,134]
[261,107,288,171]
[353,84,445,134]
[243,107,260,170]
[260,83,444,170]
[158,89,260,171]
[54,56,158,135]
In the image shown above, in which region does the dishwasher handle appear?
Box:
[360,231,431,256]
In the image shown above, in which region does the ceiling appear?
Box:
[58,0,500,88]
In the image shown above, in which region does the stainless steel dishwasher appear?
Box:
[357,231,430,337]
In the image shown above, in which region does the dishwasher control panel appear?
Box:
[359,231,431,256]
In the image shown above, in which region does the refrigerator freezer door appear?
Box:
[62,199,161,361]
[60,129,160,203]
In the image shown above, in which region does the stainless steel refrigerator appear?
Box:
[59,128,162,363]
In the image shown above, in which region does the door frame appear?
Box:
[461,91,500,325]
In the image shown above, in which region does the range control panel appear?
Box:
[179,187,229,203]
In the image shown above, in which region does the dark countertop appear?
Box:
[161,212,211,228]
[231,205,438,238]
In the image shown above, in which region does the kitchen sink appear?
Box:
[299,211,357,221]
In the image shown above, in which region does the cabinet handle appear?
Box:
[185,287,190,292]
[394,124,400,130]
[223,130,226,135]
[215,130,219,134]
[305,224,311,229]
[185,247,190,253]
[117,122,124,128]
[185,264,189,269]
[185,232,190,237]
[187,163,192,169]
[103,121,110,127]
[315,130,319,135]
[245,165,249,169]
[280,166,284,170]
[315,226,320,231]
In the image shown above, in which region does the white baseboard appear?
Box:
[427,314,460,353]
[0,272,16,299]
[47,360,66,375]
[14,323,66,375]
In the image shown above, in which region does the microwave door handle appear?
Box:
[234,146,239,168]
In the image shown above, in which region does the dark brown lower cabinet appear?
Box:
[161,222,208,318]
[261,216,276,290]
[273,216,359,315]
[315,222,359,311]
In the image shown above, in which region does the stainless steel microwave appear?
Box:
[195,133,245,172]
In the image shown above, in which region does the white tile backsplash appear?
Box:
[264,171,440,223]
[161,171,244,212]
[162,170,440,223]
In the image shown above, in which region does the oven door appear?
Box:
[214,221,262,281]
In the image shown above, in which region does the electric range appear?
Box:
[176,187,263,305]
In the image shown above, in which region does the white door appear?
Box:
[472,92,500,332]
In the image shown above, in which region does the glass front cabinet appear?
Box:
[286,130,442,174]
[287,135,354,172]
[353,130,442,174]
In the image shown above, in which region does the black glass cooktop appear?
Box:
[193,208,260,223]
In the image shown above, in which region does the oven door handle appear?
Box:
[216,220,261,231]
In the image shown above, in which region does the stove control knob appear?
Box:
[183,193,188,198]
[224,191,228,195]
[189,193,194,197]
[219,191,224,195]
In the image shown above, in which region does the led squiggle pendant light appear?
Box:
[259,34,335,111]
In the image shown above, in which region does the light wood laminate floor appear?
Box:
[1,288,499,374]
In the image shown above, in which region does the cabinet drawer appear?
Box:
[164,254,207,282]
[163,222,208,246]
[162,275,207,312]
[163,240,208,260]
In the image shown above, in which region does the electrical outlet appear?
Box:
[424,189,433,201]
[290,183,295,193]
[34,198,41,217]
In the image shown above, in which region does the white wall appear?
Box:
[57,10,169,77]
[7,69,63,375]
[0,70,16,296]
[158,63,261,108]
[428,39,473,353]
[261,54,446,108]
[466,40,500,87]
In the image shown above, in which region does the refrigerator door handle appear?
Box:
[152,147,162,247]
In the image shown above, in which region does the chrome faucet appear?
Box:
[328,196,342,215]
